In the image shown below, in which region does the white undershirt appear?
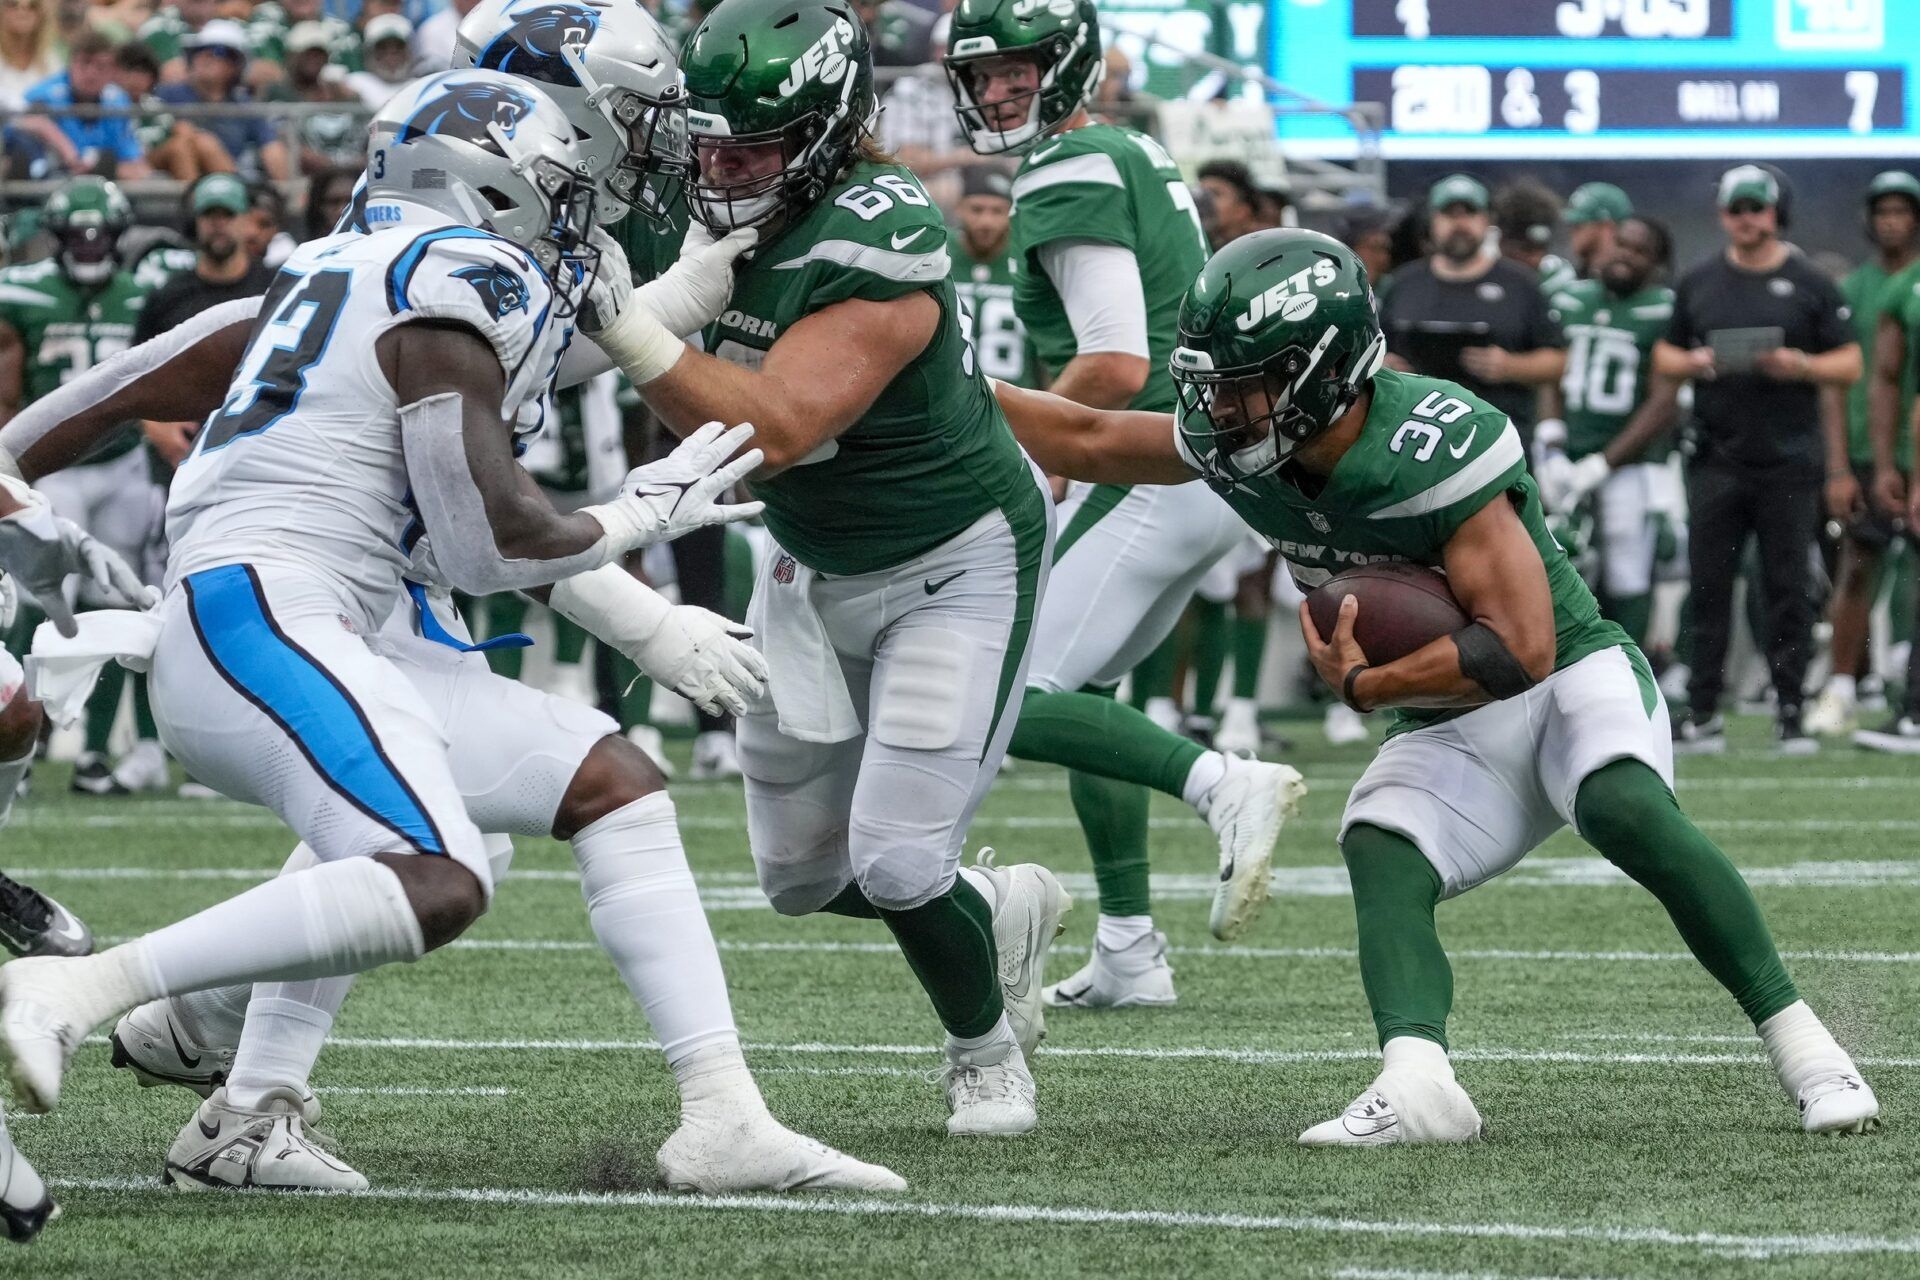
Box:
[1035,239,1149,360]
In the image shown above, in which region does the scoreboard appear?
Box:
[1269,0,1920,158]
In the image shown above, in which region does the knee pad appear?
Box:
[872,629,969,752]
[737,712,828,785]
[848,812,954,911]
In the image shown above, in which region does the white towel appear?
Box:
[746,553,860,744]
[25,609,165,728]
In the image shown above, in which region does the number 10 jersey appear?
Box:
[166,222,570,623]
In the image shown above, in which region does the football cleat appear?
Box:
[1672,711,1726,755]
[1205,756,1306,941]
[623,724,676,777]
[0,956,90,1112]
[109,739,170,793]
[690,729,742,780]
[1,1121,56,1244]
[941,1037,1036,1137]
[1178,713,1216,748]
[1797,1071,1881,1135]
[1803,686,1857,737]
[68,752,121,796]
[165,1087,366,1192]
[971,851,1070,1059]
[0,874,92,959]
[109,1000,234,1097]
[1853,715,1920,754]
[1298,1070,1484,1148]
[1214,697,1262,755]
[1773,705,1818,757]
[656,1110,907,1194]
[1322,702,1369,746]
[1043,930,1176,1009]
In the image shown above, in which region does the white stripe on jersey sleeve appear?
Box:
[770,238,950,283]
[1011,152,1125,199]
[1366,422,1525,520]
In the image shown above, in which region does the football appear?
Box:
[1303,561,1470,666]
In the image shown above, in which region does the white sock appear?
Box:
[1759,1000,1855,1097]
[0,1109,48,1213]
[945,1012,1016,1057]
[573,792,739,1068]
[1825,674,1857,703]
[1383,1034,1454,1080]
[225,980,353,1112]
[1181,750,1229,813]
[674,1039,767,1125]
[957,864,998,914]
[167,842,325,1051]
[1096,913,1154,951]
[0,744,30,830]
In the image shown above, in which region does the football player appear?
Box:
[0,71,903,1202]
[0,178,166,795]
[944,0,1304,1006]
[1535,216,1684,647]
[996,228,1880,1144]
[948,167,1038,390]
[586,0,1071,1137]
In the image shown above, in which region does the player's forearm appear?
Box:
[1348,636,1491,711]
[1601,375,1680,469]
[993,380,1193,485]
[1806,344,1863,386]
[1651,340,1695,380]
[639,350,831,475]
[1501,347,1567,386]
[1047,351,1149,410]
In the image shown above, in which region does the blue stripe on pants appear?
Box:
[184,564,447,855]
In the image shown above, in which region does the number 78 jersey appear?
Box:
[1548,279,1674,462]
[166,223,570,617]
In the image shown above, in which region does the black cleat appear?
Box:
[0,872,93,958]
[1,1192,57,1244]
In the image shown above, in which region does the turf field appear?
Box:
[5,716,1919,1279]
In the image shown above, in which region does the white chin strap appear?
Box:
[1229,432,1278,476]
[968,95,1042,153]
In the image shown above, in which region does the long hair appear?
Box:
[0,0,57,76]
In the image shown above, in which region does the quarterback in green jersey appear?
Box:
[593,0,1071,1138]
[1535,216,1683,646]
[946,0,1300,1003]
[999,228,1880,1144]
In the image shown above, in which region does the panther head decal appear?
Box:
[476,2,602,88]
[395,80,538,150]
[453,261,532,318]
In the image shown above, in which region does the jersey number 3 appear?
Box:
[200,269,351,453]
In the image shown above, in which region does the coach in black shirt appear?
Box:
[1378,174,1565,437]
[1657,164,1859,750]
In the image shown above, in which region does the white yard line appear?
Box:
[313,1086,512,1097]
[42,1175,1920,1260]
[1334,1270,1622,1280]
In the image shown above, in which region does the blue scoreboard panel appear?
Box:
[1270,0,1920,158]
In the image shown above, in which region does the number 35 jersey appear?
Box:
[166,222,570,622]
[1179,368,1630,735]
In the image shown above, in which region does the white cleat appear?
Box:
[1142,696,1180,734]
[1214,698,1262,756]
[109,739,170,793]
[690,729,742,780]
[1043,931,1177,1009]
[1298,1070,1485,1148]
[942,1038,1037,1137]
[971,852,1070,1059]
[1204,756,1306,942]
[0,957,90,1113]
[1,1122,57,1243]
[165,1087,366,1191]
[1322,702,1370,746]
[545,660,600,708]
[1803,687,1857,737]
[656,1111,907,1194]
[623,724,676,778]
[109,1000,234,1097]
[1798,1071,1881,1135]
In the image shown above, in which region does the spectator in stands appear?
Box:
[1656,164,1860,752]
[1094,46,1133,123]
[134,171,277,469]
[139,0,218,82]
[1195,159,1273,250]
[1337,207,1396,286]
[278,21,361,173]
[245,178,295,267]
[413,0,481,70]
[1564,181,1633,281]
[153,20,290,179]
[345,13,415,109]
[113,38,236,180]
[1493,176,1561,275]
[1378,173,1564,439]
[0,0,58,111]
[305,164,360,238]
[13,30,153,179]
[248,0,357,80]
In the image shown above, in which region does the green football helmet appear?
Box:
[1171,229,1385,484]
[44,177,133,286]
[943,0,1103,155]
[681,0,876,234]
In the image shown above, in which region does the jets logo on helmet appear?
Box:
[477,1,601,86]
[44,176,133,286]
[454,262,532,317]
[396,80,537,149]
[777,16,854,98]
[1236,258,1340,330]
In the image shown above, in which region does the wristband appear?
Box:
[592,299,686,386]
[1342,663,1371,713]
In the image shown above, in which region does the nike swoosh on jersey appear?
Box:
[890,228,930,251]
[1448,424,1479,459]
[924,570,966,595]
[1028,140,1064,165]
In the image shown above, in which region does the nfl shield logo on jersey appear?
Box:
[1308,511,1331,533]
[773,553,796,584]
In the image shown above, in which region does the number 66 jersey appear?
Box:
[165,222,570,625]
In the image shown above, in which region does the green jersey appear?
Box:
[1537,252,1579,297]
[1869,260,1920,471]
[1843,257,1912,465]
[0,259,146,461]
[1009,123,1208,413]
[138,6,195,62]
[1548,279,1674,462]
[705,161,1044,576]
[949,229,1037,389]
[1184,368,1631,736]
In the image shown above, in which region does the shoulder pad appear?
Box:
[380,227,555,387]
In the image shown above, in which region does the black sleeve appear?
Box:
[1518,276,1564,350]
[1803,269,1853,353]
[1378,266,1410,354]
[131,283,175,346]
[1664,267,1700,347]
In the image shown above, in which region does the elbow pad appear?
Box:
[400,393,614,594]
[1452,621,1538,700]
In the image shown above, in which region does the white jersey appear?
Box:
[166,220,572,623]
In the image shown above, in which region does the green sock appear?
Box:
[820,882,882,919]
[876,877,1003,1038]
[84,657,125,757]
[1606,592,1653,647]
[1008,686,1205,799]
[1574,759,1799,1024]
[552,614,588,666]
[1189,598,1229,716]
[132,672,157,741]
[1342,824,1452,1049]
[1070,767,1152,917]
[484,594,530,679]
[1127,630,1182,712]
[1230,614,1268,701]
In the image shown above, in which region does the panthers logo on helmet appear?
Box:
[396,80,537,149]
[477,2,602,87]
[454,262,532,317]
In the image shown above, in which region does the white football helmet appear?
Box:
[366,70,598,286]
[453,0,687,225]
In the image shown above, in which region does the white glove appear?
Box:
[1564,453,1612,506]
[578,224,634,337]
[0,474,158,636]
[1530,417,1568,470]
[579,420,765,556]
[633,604,768,718]
[634,222,759,339]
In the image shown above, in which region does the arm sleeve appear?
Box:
[1034,240,1149,360]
